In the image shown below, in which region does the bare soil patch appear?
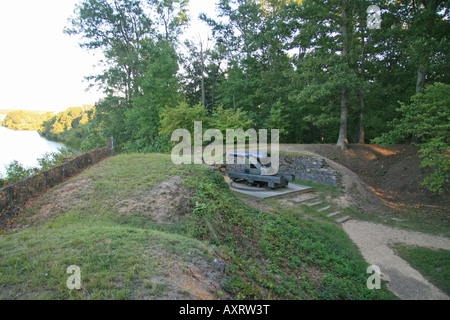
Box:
[145,253,231,300]
[29,177,94,224]
[115,175,193,223]
[0,175,95,232]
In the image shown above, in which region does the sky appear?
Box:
[0,0,218,112]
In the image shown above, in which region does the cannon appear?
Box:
[227,151,295,189]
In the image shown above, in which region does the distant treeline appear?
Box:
[38,106,95,151]
[1,106,96,151]
[1,110,55,131]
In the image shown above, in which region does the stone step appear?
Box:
[290,195,317,203]
[327,211,341,218]
[336,216,351,223]
[306,201,322,207]
[317,206,331,212]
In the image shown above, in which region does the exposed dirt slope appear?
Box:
[281,144,449,219]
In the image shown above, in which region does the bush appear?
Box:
[159,102,256,146]
[3,160,34,185]
[211,105,253,135]
[159,102,211,144]
[37,147,77,171]
[1,148,77,187]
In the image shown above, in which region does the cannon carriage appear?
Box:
[227,151,295,189]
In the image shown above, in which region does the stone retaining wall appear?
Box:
[278,155,339,186]
[0,144,114,218]
[226,155,339,186]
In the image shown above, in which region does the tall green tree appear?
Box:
[289,0,359,147]
[398,0,450,93]
[66,0,189,152]
[181,38,225,111]
[201,0,297,130]
[66,0,153,100]
[124,40,183,152]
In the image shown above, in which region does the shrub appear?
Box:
[211,105,253,135]
[159,102,211,143]
[3,160,34,185]
[37,147,77,171]
[1,148,76,187]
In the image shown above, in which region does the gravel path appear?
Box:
[342,220,450,300]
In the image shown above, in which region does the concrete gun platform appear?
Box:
[225,175,313,199]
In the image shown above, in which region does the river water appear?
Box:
[0,126,65,177]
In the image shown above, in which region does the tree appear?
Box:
[38,106,94,146]
[2,110,53,131]
[66,0,154,100]
[384,1,450,94]
[66,0,189,152]
[201,0,297,130]
[61,0,449,153]
[409,0,450,93]
[124,40,183,152]
[151,0,190,41]
[181,37,224,111]
[290,0,360,147]
[373,82,450,193]
[336,0,351,149]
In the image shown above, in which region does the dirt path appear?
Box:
[278,144,450,300]
[342,220,450,300]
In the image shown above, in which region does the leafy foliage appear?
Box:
[124,40,183,153]
[211,105,253,135]
[159,102,210,140]
[2,110,54,131]
[37,148,77,171]
[2,161,34,185]
[65,0,189,152]
[373,82,450,193]
[38,106,95,151]
[0,148,76,187]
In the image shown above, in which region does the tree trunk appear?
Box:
[337,0,350,149]
[416,65,426,94]
[337,86,349,149]
[358,7,366,144]
[415,1,441,94]
[358,88,366,144]
[200,41,206,108]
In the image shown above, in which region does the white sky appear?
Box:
[0,0,218,112]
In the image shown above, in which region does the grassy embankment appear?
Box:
[0,153,397,299]
[393,244,450,296]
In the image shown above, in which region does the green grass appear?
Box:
[279,151,315,158]
[0,153,396,300]
[393,244,450,296]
